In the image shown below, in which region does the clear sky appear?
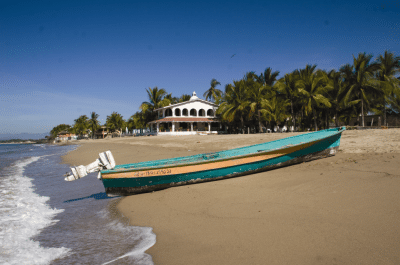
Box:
[1,0,399,134]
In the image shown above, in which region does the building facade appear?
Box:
[55,131,78,142]
[149,92,222,135]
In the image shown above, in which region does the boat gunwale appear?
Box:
[101,127,345,175]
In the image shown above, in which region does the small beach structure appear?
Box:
[64,127,346,196]
[148,92,222,135]
[56,131,78,142]
[94,126,109,139]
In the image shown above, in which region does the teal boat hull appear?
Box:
[101,127,345,196]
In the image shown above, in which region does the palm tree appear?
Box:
[128,111,146,130]
[296,65,331,131]
[217,81,250,133]
[179,94,191,102]
[164,93,179,104]
[343,53,380,127]
[140,87,170,123]
[126,116,135,131]
[88,112,100,139]
[248,82,272,133]
[375,50,400,125]
[141,87,169,112]
[263,94,291,131]
[203,78,222,102]
[106,112,124,134]
[325,70,348,127]
[387,80,400,113]
[275,70,299,129]
[339,63,361,124]
[258,67,280,87]
[73,115,89,136]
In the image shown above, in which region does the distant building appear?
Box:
[148,92,223,135]
[56,131,78,141]
[348,113,400,127]
[94,126,109,139]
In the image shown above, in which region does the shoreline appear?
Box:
[0,141,36,144]
[61,130,400,264]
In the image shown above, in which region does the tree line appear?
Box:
[137,50,400,133]
[216,51,400,133]
[49,93,192,138]
[51,50,400,137]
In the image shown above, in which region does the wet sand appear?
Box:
[62,129,400,264]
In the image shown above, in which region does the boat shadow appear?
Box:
[63,192,119,203]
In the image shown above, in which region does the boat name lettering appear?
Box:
[134,168,172,177]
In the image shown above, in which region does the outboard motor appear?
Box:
[64,150,116,181]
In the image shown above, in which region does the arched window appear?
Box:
[159,111,163,118]
[199,109,205,117]
[182,108,188,116]
[165,108,172,117]
[207,109,214,116]
[190,109,197,116]
[174,108,181,116]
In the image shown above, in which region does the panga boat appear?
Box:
[64,127,346,196]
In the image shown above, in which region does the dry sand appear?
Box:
[62,129,400,264]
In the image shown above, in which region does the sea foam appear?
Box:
[0,156,71,265]
[97,210,156,265]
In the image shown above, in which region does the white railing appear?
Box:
[156,131,218,136]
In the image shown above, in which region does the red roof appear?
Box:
[149,117,219,123]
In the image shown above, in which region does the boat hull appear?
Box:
[101,129,343,196]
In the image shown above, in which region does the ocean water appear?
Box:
[0,144,155,265]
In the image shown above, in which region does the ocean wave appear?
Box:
[101,225,156,265]
[96,209,156,265]
[0,156,71,265]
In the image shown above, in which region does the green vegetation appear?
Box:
[73,115,89,136]
[216,51,400,132]
[88,112,100,139]
[203,78,222,102]
[106,112,125,133]
[50,124,71,138]
[50,50,400,137]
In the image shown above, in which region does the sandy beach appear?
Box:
[62,129,400,264]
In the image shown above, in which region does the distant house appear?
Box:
[148,92,223,135]
[94,126,109,139]
[348,113,400,127]
[56,131,78,141]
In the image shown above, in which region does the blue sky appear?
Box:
[1,0,399,134]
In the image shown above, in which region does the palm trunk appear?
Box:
[384,103,387,127]
[241,115,244,134]
[290,100,295,130]
[313,109,318,131]
[326,112,329,129]
[258,110,262,133]
[335,112,339,128]
[270,121,275,132]
[382,81,387,126]
[301,110,304,131]
[361,98,364,127]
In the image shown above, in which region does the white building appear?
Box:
[149,92,222,135]
[55,131,78,142]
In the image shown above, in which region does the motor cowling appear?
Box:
[64,151,116,181]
